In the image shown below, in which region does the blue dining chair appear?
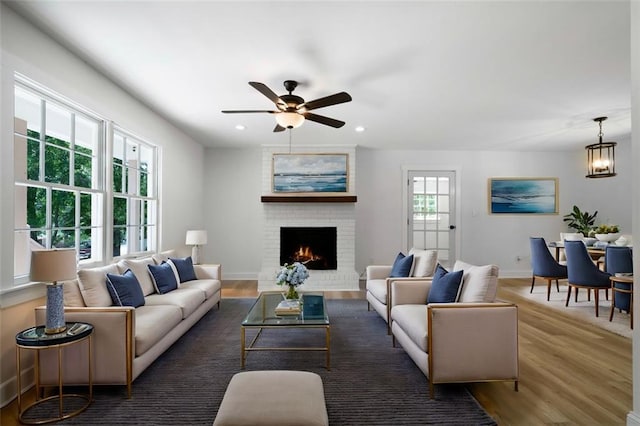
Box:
[529,237,567,301]
[564,240,611,317]
[605,245,633,323]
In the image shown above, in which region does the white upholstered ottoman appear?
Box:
[213,370,329,426]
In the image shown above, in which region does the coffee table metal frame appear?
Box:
[15,322,93,424]
[240,291,331,370]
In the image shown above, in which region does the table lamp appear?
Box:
[30,249,77,334]
[185,230,207,265]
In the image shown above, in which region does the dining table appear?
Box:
[548,241,605,262]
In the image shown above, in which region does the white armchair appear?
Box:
[366,249,437,333]
[389,261,519,398]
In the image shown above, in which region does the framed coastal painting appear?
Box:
[489,177,558,214]
[272,153,348,193]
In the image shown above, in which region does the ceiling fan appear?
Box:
[221,80,352,132]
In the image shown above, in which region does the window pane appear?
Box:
[45,145,70,184]
[45,102,71,146]
[79,228,92,260]
[26,186,47,228]
[126,141,137,164]
[75,153,92,188]
[113,164,123,193]
[14,86,42,135]
[75,114,98,154]
[113,197,127,226]
[113,227,127,257]
[51,189,75,228]
[138,226,149,252]
[140,172,148,196]
[27,137,40,181]
[31,230,47,249]
[140,144,153,173]
[52,229,75,249]
[80,193,92,227]
[113,133,125,161]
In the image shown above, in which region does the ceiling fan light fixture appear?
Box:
[275,112,305,129]
[585,116,617,178]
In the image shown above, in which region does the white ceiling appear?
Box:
[6,1,631,151]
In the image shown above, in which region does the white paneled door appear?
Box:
[407,171,456,268]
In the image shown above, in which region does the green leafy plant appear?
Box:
[563,205,598,236]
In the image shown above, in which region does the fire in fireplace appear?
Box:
[280,227,337,270]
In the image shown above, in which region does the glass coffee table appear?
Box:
[241,291,331,370]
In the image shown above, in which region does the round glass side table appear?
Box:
[15,322,93,424]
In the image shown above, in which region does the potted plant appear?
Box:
[592,224,621,242]
[562,205,598,236]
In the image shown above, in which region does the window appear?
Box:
[112,129,157,257]
[13,77,159,285]
[14,83,105,282]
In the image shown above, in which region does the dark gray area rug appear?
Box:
[56,298,495,425]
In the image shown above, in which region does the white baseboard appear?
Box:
[1,366,34,408]
[221,272,258,280]
[627,411,640,426]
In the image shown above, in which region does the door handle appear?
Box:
[449,225,456,230]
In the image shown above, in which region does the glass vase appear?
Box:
[286,285,299,300]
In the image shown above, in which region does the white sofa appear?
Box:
[366,249,437,333]
[34,250,221,397]
[390,260,519,398]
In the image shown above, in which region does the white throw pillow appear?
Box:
[453,260,499,303]
[78,264,119,307]
[408,248,438,277]
[118,258,156,296]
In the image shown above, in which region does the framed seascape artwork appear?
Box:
[272,153,348,193]
[489,177,558,214]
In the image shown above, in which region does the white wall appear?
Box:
[201,141,632,279]
[1,5,206,296]
[202,147,262,277]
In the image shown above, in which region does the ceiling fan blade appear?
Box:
[249,82,286,108]
[298,92,352,111]
[304,112,345,128]
[221,110,278,114]
[273,124,286,132]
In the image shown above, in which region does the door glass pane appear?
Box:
[425,232,437,248]
[439,213,450,229]
[413,177,424,194]
[438,177,450,194]
[425,177,437,194]
[413,232,425,249]
[438,195,450,213]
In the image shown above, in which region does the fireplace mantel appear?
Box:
[261,195,357,203]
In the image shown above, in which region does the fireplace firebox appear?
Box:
[280,227,337,270]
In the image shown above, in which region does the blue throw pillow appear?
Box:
[389,252,414,278]
[427,264,464,304]
[148,262,179,294]
[106,269,145,308]
[169,257,197,283]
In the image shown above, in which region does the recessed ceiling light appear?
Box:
[355,126,365,132]
[235,125,246,130]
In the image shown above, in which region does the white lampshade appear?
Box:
[30,249,77,283]
[275,112,305,129]
[185,230,208,246]
[30,248,77,334]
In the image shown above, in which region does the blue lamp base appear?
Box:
[45,284,66,334]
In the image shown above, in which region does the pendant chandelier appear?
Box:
[585,116,616,178]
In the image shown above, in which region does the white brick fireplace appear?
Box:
[258,145,359,292]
